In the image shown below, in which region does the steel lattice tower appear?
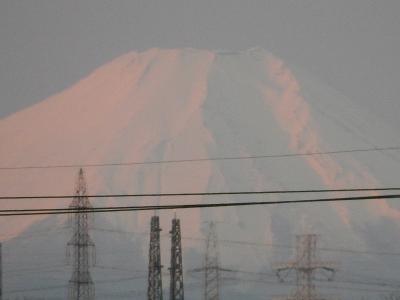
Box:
[204,222,220,300]
[274,234,336,300]
[148,215,163,300]
[0,243,2,300]
[67,168,95,300]
[169,216,184,300]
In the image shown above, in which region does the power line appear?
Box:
[1,146,399,171]
[0,193,399,216]
[222,276,398,294]
[220,268,400,290]
[216,238,400,258]
[3,275,147,295]
[5,225,397,258]
[5,277,392,297]
[90,228,400,258]
[1,187,400,201]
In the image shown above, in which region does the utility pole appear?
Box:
[170,216,184,300]
[148,215,163,300]
[204,222,220,300]
[274,234,336,300]
[67,168,95,300]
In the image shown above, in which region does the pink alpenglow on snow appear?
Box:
[262,54,400,224]
[1,48,399,246]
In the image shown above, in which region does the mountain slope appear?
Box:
[1,48,400,299]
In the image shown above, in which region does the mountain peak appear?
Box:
[1,48,399,265]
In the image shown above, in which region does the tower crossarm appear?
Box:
[273,261,298,271]
[273,234,338,300]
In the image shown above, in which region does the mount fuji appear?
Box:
[1,48,400,299]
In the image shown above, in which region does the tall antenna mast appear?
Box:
[148,215,163,300]
[67,168,95,300]
[170,215,184,300]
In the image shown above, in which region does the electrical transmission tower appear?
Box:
[274,234,336,300]
[0,243,2,300]
[148,215,163,300]
[67,168,96,300]
[204,222,220,300]
[170,216,184,300]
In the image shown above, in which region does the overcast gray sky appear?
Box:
[1,0,399,127]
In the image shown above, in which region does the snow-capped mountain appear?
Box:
[1,48,400,299]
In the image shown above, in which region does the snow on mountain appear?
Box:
[1,47,400,299]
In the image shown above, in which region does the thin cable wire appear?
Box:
[0,193,399,216]
[1,146,399,170]
[1,187,400,200]
[90,228,400,257]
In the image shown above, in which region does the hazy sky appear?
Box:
[1,0,399,127]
